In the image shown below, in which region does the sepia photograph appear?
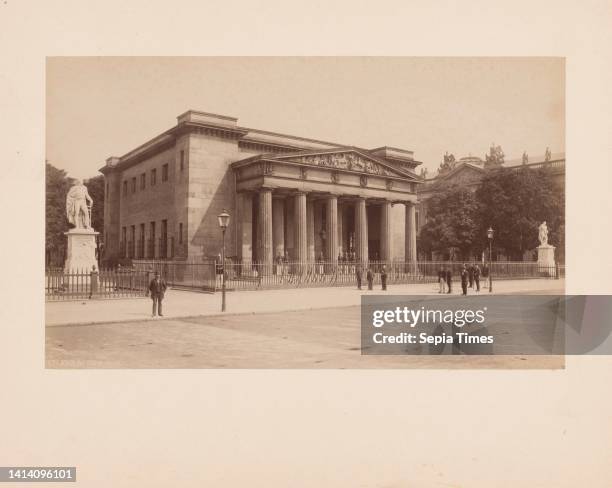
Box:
[45,57,566,368]
[3,2,612,487]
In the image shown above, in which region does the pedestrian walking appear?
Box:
[445,267,452,294]
[438,266,446,293]
[366,267,374,290]
[148,271,167,317]
[381,265,388,291]
[356,265,363,290]
[468,264,475,288]
[460,264,469,296]
[474,264,481,292]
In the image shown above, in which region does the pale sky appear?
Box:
[46,57,564,180]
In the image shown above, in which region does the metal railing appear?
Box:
[45,267,149,301]
[129,259,563,292]
[132,260,217,291]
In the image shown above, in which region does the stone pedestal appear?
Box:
[537,244,556,276]
[64,228,99,273]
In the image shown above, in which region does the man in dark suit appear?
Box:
[468,264,475,288]
[380,265,388,291]
[474,264,481,292]
[438,267,446,293]
[148,271,167,317]
[366,267,374,290]
[460,264,469,296]
[445,268,452,294]
[356,265,363,290]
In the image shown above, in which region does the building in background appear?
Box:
[416,152,565,261]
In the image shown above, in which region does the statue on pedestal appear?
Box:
[538,221,549,246]
[64,180,99,274]
[66,180,94,229]
[536,221,555,276]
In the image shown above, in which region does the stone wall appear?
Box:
[186,133,260,259]
[117,147,176,258]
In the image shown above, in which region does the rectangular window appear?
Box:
[149,221,156,258]
[139,223,145,258]
[140,173,146,190]
[123,181,127,196]
[162,163,169,182]
[130,225,135,257]
[161,219,168,258]
[179,222,183,244]
[180,150,185,171]
[121,227,127,257]
[151,168,157,186]
[131,177,136,193]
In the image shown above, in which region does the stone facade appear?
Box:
[100,110,422,265]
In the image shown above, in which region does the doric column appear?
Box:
[405,201,417,267]
[272,197,285,260]
[380,200,393,262]
[237,192,253,263]
[337,203,344,257]
[306,199,315,262]
[326,195,338,264]
[258,189,273,272]
[294,192,307,263]
[355,197,368,264]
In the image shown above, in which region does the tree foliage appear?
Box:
[85,174,105,233]
[420,167,564,261]
[45,163,73,266]
[419,184,480,260]
[476,167,564,260]
[46,163,106,267]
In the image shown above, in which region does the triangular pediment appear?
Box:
[273,149,420,181]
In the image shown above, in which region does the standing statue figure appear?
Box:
[66,179,93,229]
[538,221,549,246]
[545,147,552,162]
[522,151,529,164]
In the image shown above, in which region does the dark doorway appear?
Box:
[367,205,381,260]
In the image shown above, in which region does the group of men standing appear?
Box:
[355,265,388,291]
[438,263,488,295]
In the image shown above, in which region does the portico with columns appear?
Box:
[232,149,420,271]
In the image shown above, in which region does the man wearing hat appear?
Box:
[147,271,167,318]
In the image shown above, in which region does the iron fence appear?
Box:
[132,260,217,291]
[129,259,563,292]
[45,267,149,301]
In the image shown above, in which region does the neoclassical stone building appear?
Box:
[100,110,422,266]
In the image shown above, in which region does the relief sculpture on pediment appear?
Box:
[299,152,390,176]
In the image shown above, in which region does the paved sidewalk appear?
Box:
[46,279,564,326]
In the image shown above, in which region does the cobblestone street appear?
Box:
[46,304,564,369]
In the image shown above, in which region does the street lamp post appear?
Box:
[217,209,230,312]
[487,226,494,293]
